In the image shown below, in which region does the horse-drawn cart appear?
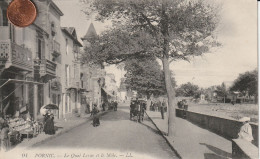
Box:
[130,99,147,122]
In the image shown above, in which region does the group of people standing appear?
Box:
[149,100,167,119]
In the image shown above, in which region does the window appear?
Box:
[66,39,68,55]
[10,25,15,43]
[65,65,70,86]
[52,94,57,104]
[2,9,8,26]
[65,94,68,113]
[68,93,71,112]
[37,39,42,59]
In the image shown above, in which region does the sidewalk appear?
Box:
[8,111,109,152]
[146,111,232,159]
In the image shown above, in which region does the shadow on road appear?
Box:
[204,153,229,159]
[200,143,232,159]
[140,122,161,135]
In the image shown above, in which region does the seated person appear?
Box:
[238,117,253,142]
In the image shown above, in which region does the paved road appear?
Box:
[34,103,178,159]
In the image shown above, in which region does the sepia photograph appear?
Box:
[0,0,258,159]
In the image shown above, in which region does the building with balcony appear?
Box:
[61,27,83,118]
[0,0,64,120]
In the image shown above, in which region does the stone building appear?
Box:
[0,0,83,120]
[60,27,82,118]
[81,23,106,110]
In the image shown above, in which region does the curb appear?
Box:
[145,111,182,159]
[26,110,110,149]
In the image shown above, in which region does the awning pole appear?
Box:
[0,79,10,89]
[1,82,25,103]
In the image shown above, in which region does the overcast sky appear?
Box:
[53,0,257,88]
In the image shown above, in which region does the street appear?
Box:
[33,103,178,159]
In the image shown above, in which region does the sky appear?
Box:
[53,0,257,88]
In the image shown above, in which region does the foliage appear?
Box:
[215,82,228,97]
[230,69,258,97]
[81,0,221,136]
[175,82,199,97]
[81,0,221,63]
[124,57,176,98]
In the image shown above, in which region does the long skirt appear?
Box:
[44,119,55,135]
[93,115,100,127]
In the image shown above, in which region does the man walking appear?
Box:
[114,101,118,111]
[159,101,164,119]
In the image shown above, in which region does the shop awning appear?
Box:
[0,79,44,89]
[101,87,115,97]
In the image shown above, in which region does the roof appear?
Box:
[50,0,64,16]
[61,27,83,47]
[81,23,98,41]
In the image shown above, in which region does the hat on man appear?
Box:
[239,117,250,122]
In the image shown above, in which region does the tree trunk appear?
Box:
[160,0,176,137]
[162,55,176,137]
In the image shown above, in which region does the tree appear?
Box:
[215,82,228,103]
[176,82,199,97]
[81,0,221,136]
[124,57,176,98]
[230,69,258,103]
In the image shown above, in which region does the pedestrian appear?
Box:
[130,101,135,120]
[159,101,164,119]
[114,101,118,111]
[86,102,90,114]
[44,112,55,135]
[102,102,106,111]
[137,101,141,123]
[91,104,100,127]
[238,117,253,142]
[163,100,167,112]
[183,99,188,110]
[0,121,9,152]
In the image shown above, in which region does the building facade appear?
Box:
[0,0,83,120]
[81,23,106,110]
[60,27,82,118]
[104,73,117,98]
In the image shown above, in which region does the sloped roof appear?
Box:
[61,27,82,47]
[81,23,98,40]
[50,0,64,16]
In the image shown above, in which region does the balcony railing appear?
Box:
[51,40,61,57]
[0,40,33,71]
[34,59,56,78]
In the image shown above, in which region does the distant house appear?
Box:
[227,91,253,104]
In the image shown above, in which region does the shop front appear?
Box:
[0,78,44,147]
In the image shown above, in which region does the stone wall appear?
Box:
[176,109,258,147]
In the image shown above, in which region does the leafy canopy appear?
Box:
[230,69,258,96]
[124,57,176,97]
[81,0,221,64]
[175,82,200,97]
[215,82,228,97]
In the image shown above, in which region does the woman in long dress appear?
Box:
[91,105,100,127]
[44,113,55,135]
